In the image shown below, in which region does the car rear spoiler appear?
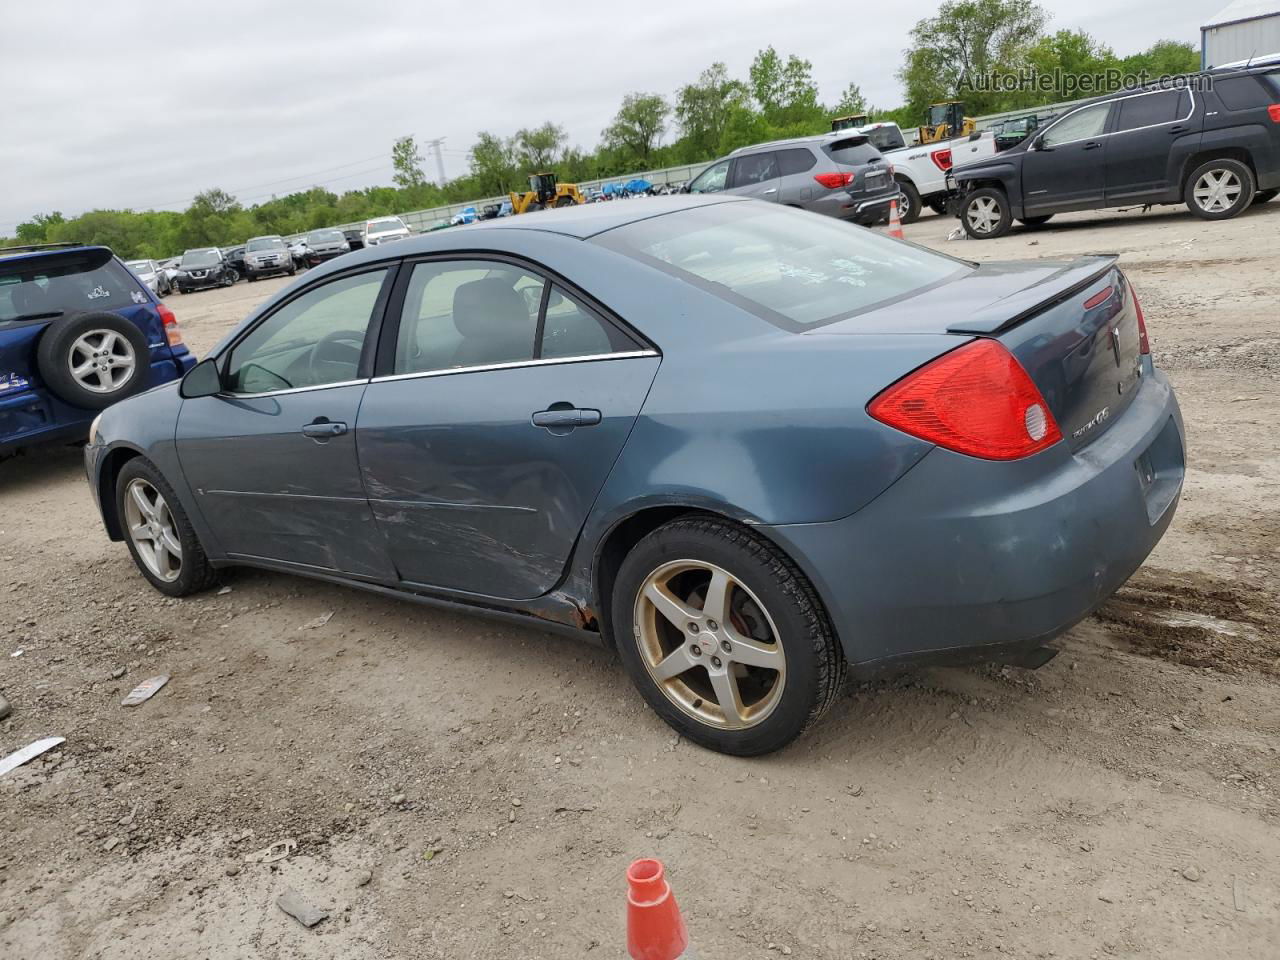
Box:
[946,254,1120,334]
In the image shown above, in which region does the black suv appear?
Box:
[951,62,1280,238]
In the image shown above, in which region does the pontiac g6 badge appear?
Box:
[1072,406,1111,440]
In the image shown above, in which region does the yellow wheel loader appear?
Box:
[508,172,585,214]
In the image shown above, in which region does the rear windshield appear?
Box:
[126,260,152,272]
[595,202,968,331]
[246,237,285,252]
[0,249,147,322]
[823,137,881,166]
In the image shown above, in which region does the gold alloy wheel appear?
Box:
[633,559,786,730]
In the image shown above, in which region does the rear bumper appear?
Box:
[761,365,1185,669]
[1,354,194,455]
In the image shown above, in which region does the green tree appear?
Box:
[15,211,66,245]
[674,63,750,160]
[1121,40,1199,82]
[514,122,568,172]
[391,135,427,189]
[1021,29,1119,104]
[468,131,519,195]
[832,82,868,117]
[900,0,1048,115]
[602,93,670,165]
[748,47,821,123]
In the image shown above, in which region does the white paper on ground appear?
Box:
[0,737,66,777]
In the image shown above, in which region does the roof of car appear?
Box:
[0,243,107,264]
[728,131,850,155]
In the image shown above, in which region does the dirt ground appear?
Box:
[2,201,1278,960]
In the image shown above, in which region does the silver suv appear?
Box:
[242,236,296,281]
[687,133,901,225]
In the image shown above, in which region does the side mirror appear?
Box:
[1031,134,1046,151]
[180,357,223,399]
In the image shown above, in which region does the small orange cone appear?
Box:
[626,858,689,960]
[886,198,905,240]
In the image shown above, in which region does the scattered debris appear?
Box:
[217,586,233,595]
[246,838,297,864]
[946,226,966,241]
[1181,866,1201,882]
[102,836,122,852]
[1171,718,1187,731]
[1233,875,1246,913]
[0,692,10,721]
[554,804,597,814]
[1228,396,1260,403]
[276,887,328,928]
[389,793,407,806]
[110,667,126,680]
[10,649,22,658]
[299,612,334,631]
[0,736,65,777]
[354,870,372,887]
[121,675,169,707]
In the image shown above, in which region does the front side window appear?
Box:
[1040,102,1110,146]
[226,269,387,394]
[688,160,729,194]
[1114,90,1186,131]
[730,152,778,187]
[594,201,968,331]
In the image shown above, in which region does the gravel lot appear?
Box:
[3,201,1278,959]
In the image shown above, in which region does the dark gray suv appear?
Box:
[687,134,901,225]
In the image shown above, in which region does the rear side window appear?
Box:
[1215,75,1270,110]
[1114,90,1186,131]
[594,202,968,331]
[822,137,880,166]
[776,148,817,175]
[0,249,147,322]
[729,152,779,187]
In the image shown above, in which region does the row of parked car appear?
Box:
[136,217,415,298]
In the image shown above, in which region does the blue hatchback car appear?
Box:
[84,198,1184,755]
[0,242,196,458]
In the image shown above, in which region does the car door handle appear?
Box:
[1082,141,1102,150]
[1169,125,1188,134]
[531,407,602,430]
[301,419,348,439]
[763,187,778,195]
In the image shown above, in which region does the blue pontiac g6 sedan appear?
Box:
[84,197,1184,755]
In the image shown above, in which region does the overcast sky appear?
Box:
[1,0,1212,233]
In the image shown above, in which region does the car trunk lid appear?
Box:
[815,255,1144,451]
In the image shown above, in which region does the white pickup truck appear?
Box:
[860,122,998,224]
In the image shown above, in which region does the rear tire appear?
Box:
[928,198,948,215]
[1254,188,1278,205]
[1185,158,1254,220]
[36,311,150,410]
[1017,215,1053,228]
[961,187,1012,239]
[116,457,219,598]
[611,517,845,756]
[895,179,922,224]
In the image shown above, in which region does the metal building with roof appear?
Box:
[1202,0,1280,67]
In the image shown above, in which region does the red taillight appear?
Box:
[1083,285,1114,310]
[814,172,854,189]
[867,339,1062,460]
[931,149,953,172]
[1268,103,1280,123]
[1129,279,1150,355]
[157,303,184,347]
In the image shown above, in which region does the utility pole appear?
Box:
[424,137,447,187]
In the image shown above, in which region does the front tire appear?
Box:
[116,457,219,597]
[962,187,1012,239]
[1185,158,1255,220]
[612,517,845,756]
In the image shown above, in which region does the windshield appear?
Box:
[181,250,221,268]
[0,249,146,322]
[307,229,344,244]
[126,260,153,273]
[246,237,285,252]
[595,202,968,331]
[367,219,405,234]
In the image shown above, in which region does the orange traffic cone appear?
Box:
[886,198,905,240]
[626,858,689,960]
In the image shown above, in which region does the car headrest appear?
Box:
[11,284,48,316]
[452,278,530,340]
